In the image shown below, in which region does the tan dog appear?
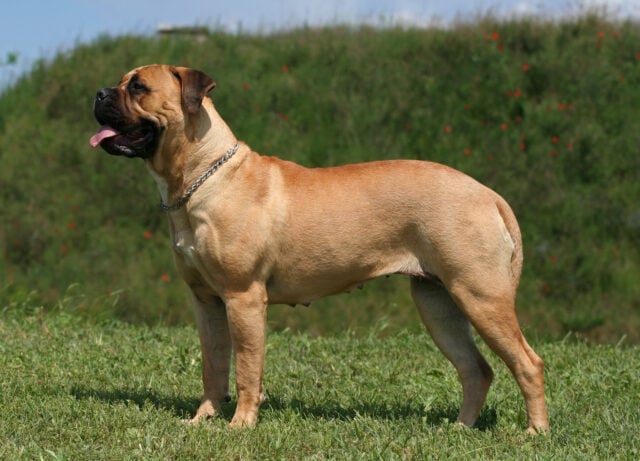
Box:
[90,65,549,433]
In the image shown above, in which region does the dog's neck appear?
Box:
[146,98,241,210]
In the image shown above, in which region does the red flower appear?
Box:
[143,230,152,239]
[67,222,77,230]
[597,31,605,39]
[566,142,574,150]
[443,125,452,133]
[500,123,508,131]
[514,89,522,98]
[463,148,471,156]
[491,31,500,41]
[551,136,559,144]
[161,274,170,282]
[242,82,251,91]
[522,63,530,72]
[557,103,565,111]
[282,65,290,73]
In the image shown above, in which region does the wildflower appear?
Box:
[143,230,152,239]
[550,150,558,158]
[597,31,605,39]
[60,244,69,254]
[557,103,565,111]
[551,136,559,144]
[636,52,640,60]
[519,143,527,151]
[514,89,522,98]
[242,82,250,91]
[282,65,290,73]
[549,255,558,263]
[497,43,504,52]
[463,148,471,156]
[500,123,508,131]
[464,104,470,111]
[566,142,573,150]
[443,125,452,133]
[67,222,77,230]
[522,63,530,72]
[161,273,170,282]
[491,31,499,41]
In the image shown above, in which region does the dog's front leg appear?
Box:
[190,294,232,424]
[225,283,268,428]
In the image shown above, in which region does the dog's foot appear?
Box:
[526,425,550,436]
[229,411,258,429]
[184,399,220,425]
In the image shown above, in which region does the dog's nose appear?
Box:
[95,88,110,102]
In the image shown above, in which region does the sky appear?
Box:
[1,0,639,87]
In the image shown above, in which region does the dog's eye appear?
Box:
[128,80,149,94]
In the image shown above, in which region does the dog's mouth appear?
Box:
[89,121,160,158]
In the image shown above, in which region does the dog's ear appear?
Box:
[172,66,216,114]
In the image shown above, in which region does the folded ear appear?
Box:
[171,66,216,114]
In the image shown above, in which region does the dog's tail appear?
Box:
[495,196,524,288]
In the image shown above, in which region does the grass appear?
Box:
[1,15,639,342]
[1,303,639,459]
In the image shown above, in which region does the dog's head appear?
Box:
[90,65,215,159]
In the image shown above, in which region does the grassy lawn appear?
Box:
[1,307,638,459]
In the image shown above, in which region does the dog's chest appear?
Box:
[173,231,199,268]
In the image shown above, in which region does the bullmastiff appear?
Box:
[90,64,549,433]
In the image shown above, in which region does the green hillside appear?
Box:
[1,15,639,341]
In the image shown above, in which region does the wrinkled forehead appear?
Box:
[118,65,175,87]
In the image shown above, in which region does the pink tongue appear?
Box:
[89,126,119,147]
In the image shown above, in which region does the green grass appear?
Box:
[2,304,639,459]
[1,15,640,342]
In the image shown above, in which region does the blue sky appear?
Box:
[1,0,638,87]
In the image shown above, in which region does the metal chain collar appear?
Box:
[159,143,240,212]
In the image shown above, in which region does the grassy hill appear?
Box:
[1,15,639,341]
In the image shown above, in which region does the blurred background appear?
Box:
[1,0,638,342]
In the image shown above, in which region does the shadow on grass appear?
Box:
[262,394,497,431]
[70,385,200,420]
[70,385,497,431]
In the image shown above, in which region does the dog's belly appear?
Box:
[264,251,428,305]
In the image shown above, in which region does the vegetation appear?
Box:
[1,15,639,341]
[1,304,638,459]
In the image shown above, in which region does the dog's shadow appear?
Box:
[70,385,497,430]
[262,394,497,431]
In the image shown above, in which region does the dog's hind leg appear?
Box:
[449,283,549,434]
[410,277,494,427]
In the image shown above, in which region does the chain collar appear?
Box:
[159,143,240,212]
